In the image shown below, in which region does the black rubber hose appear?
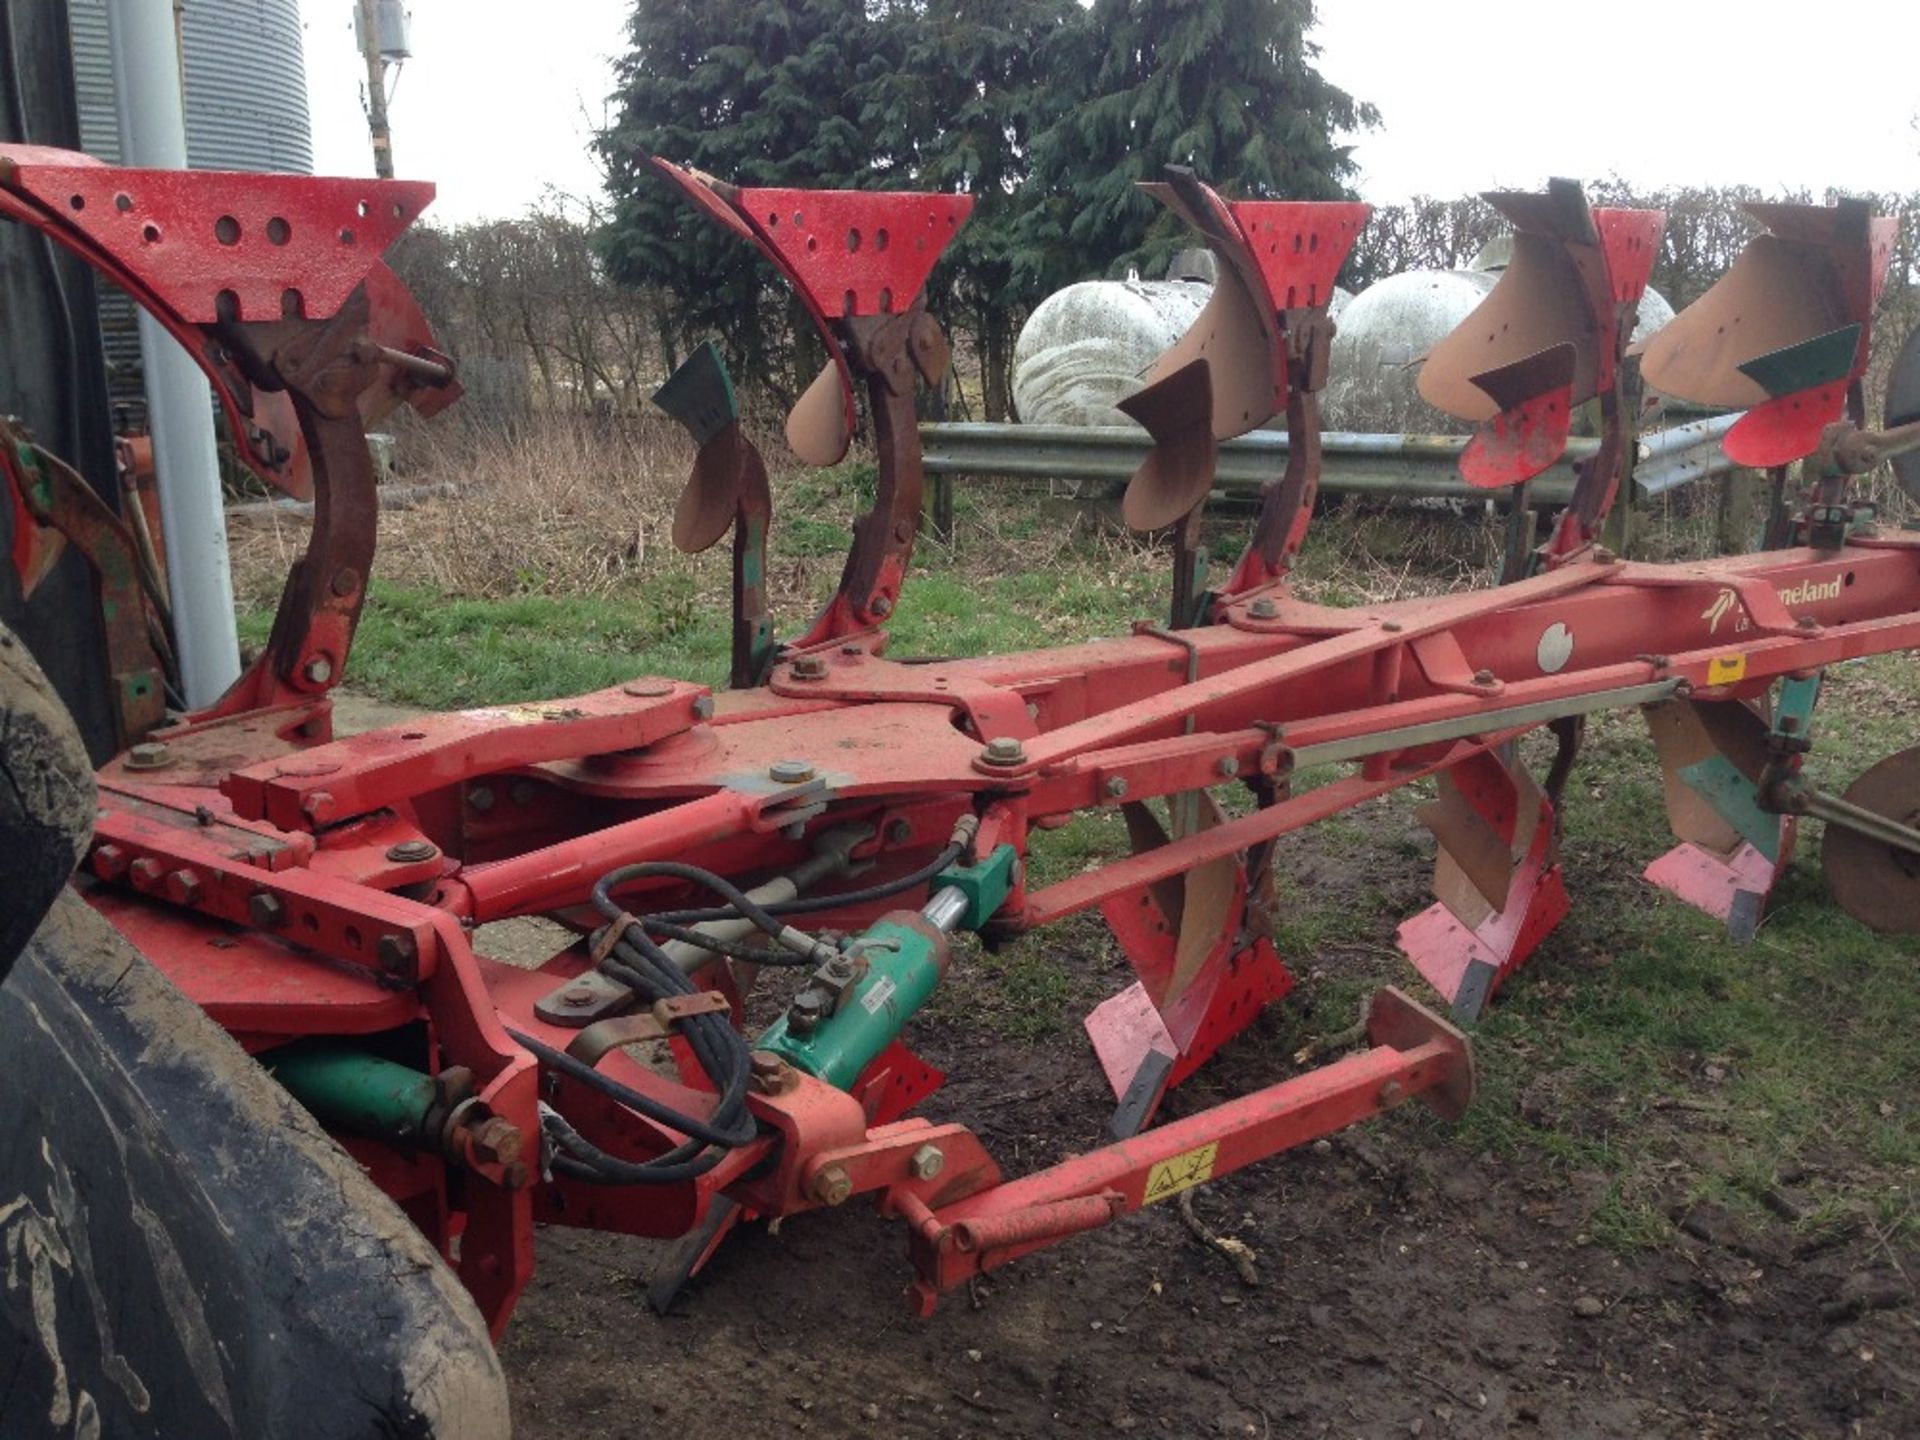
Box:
[637,841,966,928]
[508,1027,756,1150]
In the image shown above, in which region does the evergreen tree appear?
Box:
[1015,0,1376,291]
[867,1,1078,418]
[595,1,908,402]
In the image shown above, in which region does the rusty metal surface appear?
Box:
[1822,745,1920,934]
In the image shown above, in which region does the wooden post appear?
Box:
[1716,465,1765,556]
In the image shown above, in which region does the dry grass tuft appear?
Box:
[230,410,721,604]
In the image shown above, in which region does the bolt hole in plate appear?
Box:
[0,161,436,323]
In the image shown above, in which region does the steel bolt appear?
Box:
[468,786,496,812]
[302,790,337,824]
[908,1144,945,1181]
[749,1051,792,1094]
[982,736,1026,767]
[769,759,816,784]
[1248,597,1279,619]
[691,695,715,721]
[791,655,829,681]
[1472,668,1496,686]
[870,596,894,618]
[91,844,128,881]
[1217,756,1240,778]
[304,655,334,685]
[560,985,598,1008]
[1378,1080,1406,1109]
[129,857,164,890]
[886,818,913,845]
[386,838,439,864]
[125,740,173,771]
[467,1117,525,1168]
[1381,620,1404,633]
[1594,546,1619,564]
[248,891,287,928]
[164,869,202,905]
[329,566,360,597]
[787,991,829,1035]
[811,1163,853,1207]
[1104,776,1129,800]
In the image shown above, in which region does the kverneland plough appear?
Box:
[6,143,1920,1348]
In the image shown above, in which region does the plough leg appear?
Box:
[1398,744,1570,1022]
[1642,693,1800,940]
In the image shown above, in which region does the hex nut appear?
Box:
[691,695,715,721]
[811,1164,853,1206]
[908,1144,945,1181]
[129,857,164,890]
[982,736,1026,766]
[91,844,128,880]
[386,838,439,864]
[125,741,173,771]
[164,869,202,905]
[467,1117,524,1168]
[1217,756,1240,778]
[467,786,496,812]
[248,891,287,928]
[791,655,828,681]
[1104,776,1129,800]
[769,759,816,784]
[870,596,894,618]
[1248,597,1279,619]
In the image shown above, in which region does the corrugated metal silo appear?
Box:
[66,0,314,420]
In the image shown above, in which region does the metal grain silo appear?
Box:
[66,0,314,419]
[178,0,314,174]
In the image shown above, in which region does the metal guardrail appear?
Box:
[918,414,1740,507]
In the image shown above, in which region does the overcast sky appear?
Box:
[298,0,1918,226]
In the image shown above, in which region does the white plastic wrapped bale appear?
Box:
[1322,269,1500,433]
[1011,278,1211,426]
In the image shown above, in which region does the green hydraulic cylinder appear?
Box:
[264,1042,443,1149]
[756,844,1016,1091]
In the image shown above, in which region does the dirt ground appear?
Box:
[497,905,1920,1440]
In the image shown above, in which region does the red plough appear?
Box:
[6,144,1920,1334]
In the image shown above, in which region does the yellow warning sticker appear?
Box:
[1143,1142,1219,1205]
[1706,654,1748,686]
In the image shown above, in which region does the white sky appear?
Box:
[298,0,1920,225]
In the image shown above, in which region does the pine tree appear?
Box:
[1015,0,1375,291]
[595,0,908,402]
[868,1,1079,418]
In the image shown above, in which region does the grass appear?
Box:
[232,431,1920,1249]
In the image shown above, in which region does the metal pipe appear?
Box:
[921,886,970,933]
[105,0,239,707]
[919,418,1738,509]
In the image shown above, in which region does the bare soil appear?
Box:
[498,876,1920,1440]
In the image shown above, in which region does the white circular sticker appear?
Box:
[1536,622,1574,673]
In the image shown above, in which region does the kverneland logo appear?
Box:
[1778,575,1843,606]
